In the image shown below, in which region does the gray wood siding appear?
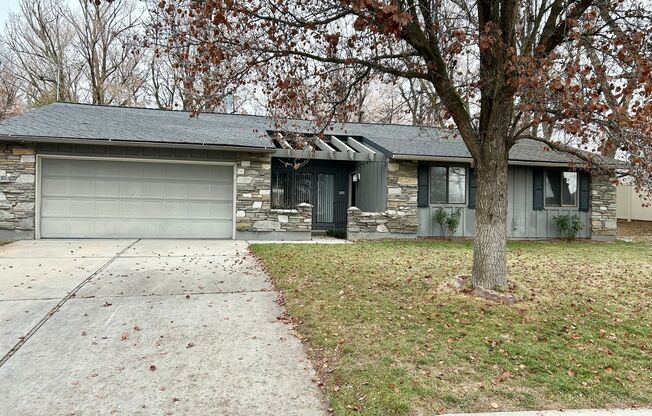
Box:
[354,160,387,212]
[418,166,590,239]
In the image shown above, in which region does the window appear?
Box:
[430,166,466,204]
[544,170,577,207]
[271,171,312,209]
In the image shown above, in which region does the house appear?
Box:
[0,102,618,242]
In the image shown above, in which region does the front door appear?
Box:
[312,171,349,230]
[314,173,335,224]
[272,159,351,231]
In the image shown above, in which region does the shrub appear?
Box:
[446,209,462,237]
[553,214,584,240]
[433,208,448,232]
[326,228,347,239]
[433,208,463,238]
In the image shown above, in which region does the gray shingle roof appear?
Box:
[0,102,616,166]
[0,102,275,149]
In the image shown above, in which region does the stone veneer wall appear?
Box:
[347,160,418,240]
[235,152,312,239]
[590,173,617,240]
[0,143,36,241]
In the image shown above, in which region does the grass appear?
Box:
[251,240,652,415]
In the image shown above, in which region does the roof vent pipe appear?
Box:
[224,92,234,114]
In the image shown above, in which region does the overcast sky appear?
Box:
[0,0,22,28]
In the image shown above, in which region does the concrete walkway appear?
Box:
[446,409,652,416]
[0,239,325,415]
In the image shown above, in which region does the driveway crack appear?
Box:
[0,239,140,368]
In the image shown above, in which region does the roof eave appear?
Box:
[0,134,275,153]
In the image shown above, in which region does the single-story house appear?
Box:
[0,102,617,242]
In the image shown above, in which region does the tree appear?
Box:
[98,0,652,288]
[0,57,24,120]
[0,0,81,106]
[69,0,146,105]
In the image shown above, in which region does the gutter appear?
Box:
[390,153,586,168]
[0,135,276,153]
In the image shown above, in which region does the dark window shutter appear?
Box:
[579,171,590,211]
[468,168,477,209]
[533,169,544,210]
[417,164,430,207]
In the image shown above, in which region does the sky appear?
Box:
[0,0,22,28]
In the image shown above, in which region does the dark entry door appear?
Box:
[272,160,351,230]
[315,173,335,224]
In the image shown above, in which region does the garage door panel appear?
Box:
[142,182,166,198]
[142,201,165,217]
[95,200,118,216]
[210,202,234,219]
[70,199,93,216]
[118,200,143,217]
[210,183,234,198]
[40,158,234,238]
[42,158,70,174]
[119,182,143,197]
[165,182,189,199]
[70,179,94,195]
[42,177,69,195]
[163,201,187,218]
[188,183,212,198]
[96,180,120,196]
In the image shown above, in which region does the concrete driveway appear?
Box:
[0,239,325,415]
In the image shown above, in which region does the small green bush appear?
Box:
[446,209,462,236]
[553,214,584,240]
[433,208,448,230]
[433,208,462,238]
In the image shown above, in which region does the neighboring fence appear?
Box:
[617,185,652,221]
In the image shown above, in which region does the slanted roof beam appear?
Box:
[346,136,376,161]
[314,138,335,159]
[329,136,356,160]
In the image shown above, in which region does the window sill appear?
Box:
[429,203,467,207]
[544,205,578,210]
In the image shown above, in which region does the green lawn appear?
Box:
[251,240,652,415]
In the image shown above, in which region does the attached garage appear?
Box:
[38,157,235,239]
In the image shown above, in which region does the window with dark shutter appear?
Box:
[544,170,578,207]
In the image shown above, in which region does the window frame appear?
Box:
[543,169,578,208]
[271,170,313,209]
[429,165,467,205]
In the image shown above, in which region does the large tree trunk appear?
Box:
[471,153,509,289]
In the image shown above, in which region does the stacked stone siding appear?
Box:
[347,160,418,240]
[272,204,313,232]
[235,153,312,239]
[0,143,36,241]
[590,173,617,240]
[235,152,273,232]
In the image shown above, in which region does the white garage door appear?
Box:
[40,158,234,238]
